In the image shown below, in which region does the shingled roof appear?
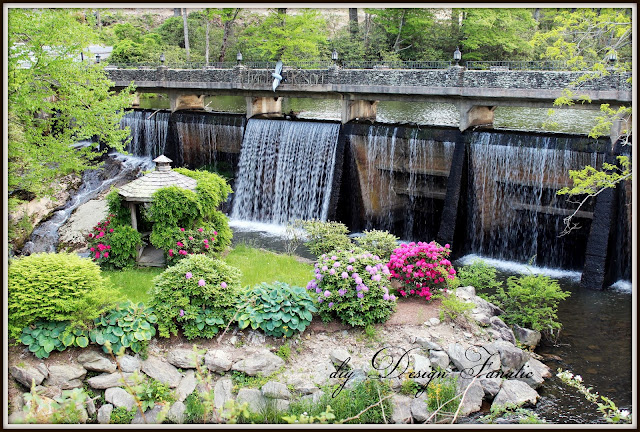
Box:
[118,155,197,202]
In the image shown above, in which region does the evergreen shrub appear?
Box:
[8,252,119,340]
[354,229,399,261]
[301,220,353,257]
[148,254,243,339]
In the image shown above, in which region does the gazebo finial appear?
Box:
[153,155,173,172]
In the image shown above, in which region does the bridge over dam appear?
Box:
[107,65,632,141]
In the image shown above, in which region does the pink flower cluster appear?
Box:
[387,241,456,301]
[167,227,218,262]
[87,214,116,261]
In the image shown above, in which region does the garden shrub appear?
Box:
[90,301,157,355]
[19,320,91,359]
[8,252,119,340]
[300,220,353,258]
[307,248,397,327]
[109,406,135,424]
[237,282,317,338]
[106,189,132,227]
[87,215,142,269]
[388,241,457,301]
[173,168,232,213]
[353,229,399,261]
[457,259,503,297]
[439,290,475,323]
[167,226,220,265]
[491,274,570,334]
[148,254,242,339]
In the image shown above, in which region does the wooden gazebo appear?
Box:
[118,155,197,265]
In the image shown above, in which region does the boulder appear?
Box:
[410,397,430,423]
[344,368,368,390]
[429,351,450,371]
[232,350,284,376]
[58,199,108,251]
[416,337,443,351]
[512,324,542,349]
[489,317,516,345]
[204,349,233,373]
[412,354,432,385]
[446,343,500,378]
[455,286,476,299]
[469,296,504,326]
[428,318,441,326]
[45,364,86,389]
[300,390,324,404]
[175,370,197,403]
[493,380,539,408]
[287,377,318,395]
[97,404,113,424]
[456,379,485,416]
[105,387,136,411]
[141,356,183,388]
[483,341,530,374]
[261,381,291,400]
[167,349,204,369]
[77,351,116,373]
[329,348,351,368]
[87,372,137,389]
[236,388,267,413]
[85,396,96,417]
[213,378,233,410]
[167,401,186,424]
[390,394,413,424]
[271,399,290,412]
[514,361,545,389]
[246,330,266,346]
[10,365,47,389]
[117,355,141,373]
[131,404,166,424]
[528,358,552,379]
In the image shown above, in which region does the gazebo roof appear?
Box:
[118,155,197,202]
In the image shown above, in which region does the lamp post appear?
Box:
[236,52,243,66]
[608,50,617,65]
[160,52,165,64]
[453,47,461,67]
[96,54,101,64]
[332,49,338,66]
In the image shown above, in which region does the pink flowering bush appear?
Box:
[387,241,456,300]
[86,215,141,269]
[166,226,218,265]
[307,247,396,327]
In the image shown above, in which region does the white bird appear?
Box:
[272,60,283,92]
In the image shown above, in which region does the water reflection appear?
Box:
[138,95,600,135]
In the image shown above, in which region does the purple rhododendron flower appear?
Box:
[179,309,185,317]
[185,272,193,279]
[328,302,334,307]
[198,279,206,286]
[221,282,227,288]
[333,262,341,268]
[324,290,331,297]
[357,292,364,298]
[341,272,349,279]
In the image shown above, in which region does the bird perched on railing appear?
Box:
[272,60,283,92]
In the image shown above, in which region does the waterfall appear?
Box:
[172,113,246,169]
[467,132,603,268]
[231,119,340,225]
[22,153,154,255]
[120,110,170,157]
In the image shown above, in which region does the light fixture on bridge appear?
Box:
[237,52,243,65]
[160,52,165,63]
[608,50,617,65]
[453,47,461,66]
[96,54,101,64]
[331,49,338,62]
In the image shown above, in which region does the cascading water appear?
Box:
[231,119,340,225]
[22,153,154,255]
[120,109,170,157]
[466,132,603,269]
[171,112,246,169]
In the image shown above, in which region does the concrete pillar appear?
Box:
[246,96,283,119]
[610,113,632,147]
[132,92,141,108]
[169,92,205,112]
[341,99,378,124]
[457,102,496,131]
[436,138,467,253]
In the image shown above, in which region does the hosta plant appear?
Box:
[90,302,157,355]
[237,282,317,338]
[388,241,457,301]
[307,248,397,327]
[19,320,90,359]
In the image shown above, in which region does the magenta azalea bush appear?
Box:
[166,226,219,265]
[388,241,456,300]
[86,214,141,269]
[307,247,397,327]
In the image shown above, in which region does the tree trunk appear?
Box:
[205,20,210,66]
[219,8,240,63]
[174,8,181,17]
[349,8,358,37]
[96,9,102,30]
[183,8,190,61]
[393,10,406,52]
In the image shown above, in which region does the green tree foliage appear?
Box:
[8,8,135,199]
[459,8,537,60]
[239,8,329,61]
[8,252,120,340]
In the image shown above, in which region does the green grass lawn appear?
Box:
[223,243,314,288]
[104,245,314,303]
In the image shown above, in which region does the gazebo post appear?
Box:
[129,202,138,231]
